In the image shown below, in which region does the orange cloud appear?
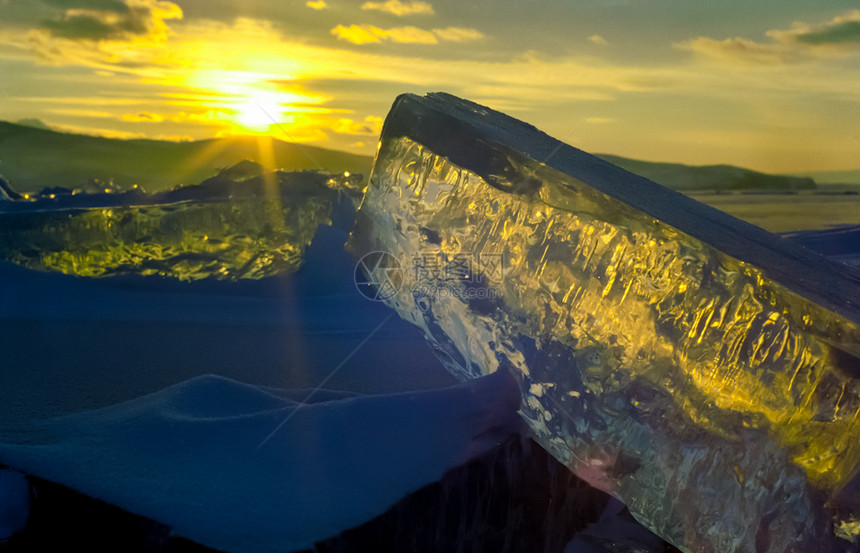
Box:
[360,0,434,17]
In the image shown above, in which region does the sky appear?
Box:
[1,0,859,173]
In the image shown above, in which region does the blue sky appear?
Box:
[1,0,859,172]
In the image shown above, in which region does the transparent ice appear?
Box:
[349,93,860,553]
[0,168,360,281]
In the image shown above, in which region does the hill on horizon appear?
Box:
[793,169,860,187]
[596,154,816,192]
[0,120,829,195]
[0,121,373,193]
[14,118,53,131]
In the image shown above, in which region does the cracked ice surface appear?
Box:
[348,93,860,553]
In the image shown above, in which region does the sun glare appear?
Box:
[163,67,333,140]
[234,91,283,133]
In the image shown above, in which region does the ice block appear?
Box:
[0,169,359,281]
[348,92,860,552]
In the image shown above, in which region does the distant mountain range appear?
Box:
[0,120,373,194]
[596,154,818,192]
[3,120,854,194]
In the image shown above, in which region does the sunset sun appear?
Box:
[233,91,284,133]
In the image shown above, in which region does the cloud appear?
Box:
[15,96,147,106]
[787,10,860,46]
[306,0,327,10]
[330,24,393,44]
[796,20,860,45]
[331,24,482,45]
[37,0,181,41]
[675,36,802,65]
[40,0,131,13]
[331,115,383,135]
[48,121,145,138]
[122,111,164,122]
[15,0,182,67]
[47,107,113,118]
[153,133,193,141]
[3,6,859,171]
[365,25,435,44]
[588,34,608,46]
[432,27,483,43]
[360,0,433,17]
[676,10,860,66]
[41,16,127,40]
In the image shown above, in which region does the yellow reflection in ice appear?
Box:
[371,137,860,496]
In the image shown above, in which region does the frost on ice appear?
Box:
[348,93,860,553]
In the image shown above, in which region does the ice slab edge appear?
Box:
[377,93,860,324]
[348,92,860,553]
